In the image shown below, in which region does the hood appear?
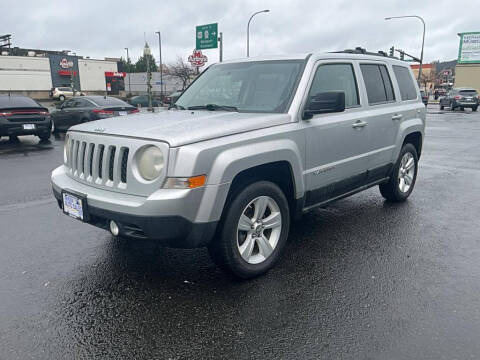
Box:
[70,110,292,147]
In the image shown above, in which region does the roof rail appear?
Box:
[331,47,399,59]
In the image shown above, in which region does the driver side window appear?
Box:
[63,99,75,108]
[308,63,360,108]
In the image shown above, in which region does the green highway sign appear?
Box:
[196,23,218,50]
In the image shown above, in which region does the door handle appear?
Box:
[352,120,368,129]
[392,114,403,121]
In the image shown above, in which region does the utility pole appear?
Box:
[155,31,164,101]
[124,47,131,95]
[219,32,223,62]
[144,41,153,112]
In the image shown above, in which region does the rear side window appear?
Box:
[459,90,478,96]
[392,65,417,100]
[360,64,395,104]
[309,63,360,108]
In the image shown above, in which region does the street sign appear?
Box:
[188,49,208,67]
[196,23,218,49]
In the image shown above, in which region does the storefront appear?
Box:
[105,71,126,95]
[47,54,81,90]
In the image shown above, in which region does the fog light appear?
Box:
[109,220,119,236]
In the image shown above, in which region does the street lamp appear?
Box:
[385,15,425,82]
[155,31,164,101]
[124,47,131,95]
[247,9,270,57]
[143,41,153,111]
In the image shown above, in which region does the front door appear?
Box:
[304,61,370,207]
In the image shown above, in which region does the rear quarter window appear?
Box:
[392,65,418,101]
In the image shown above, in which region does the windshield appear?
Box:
[175,60,305,113]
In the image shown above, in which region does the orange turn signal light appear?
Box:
[188,175,207,188]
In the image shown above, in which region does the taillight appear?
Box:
[454,95,461,100]
[93,109,114,115]
[130,109,139,113]
[0,110,48,116]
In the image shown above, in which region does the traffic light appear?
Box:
[389,46,394,57]
[399,51,405,60]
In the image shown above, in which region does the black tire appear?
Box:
[473,106,478,112]
[51,120,58,134]
[38,132,51,141]
[460,107,465,111]
[440,105,444,110]
[379,143,418,202]
[59,95,65,101]
[208,181,290,279]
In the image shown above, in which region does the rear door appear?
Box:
[358,62,400,181]
[304,60,371,207]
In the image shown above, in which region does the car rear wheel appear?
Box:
[59,95,65,101]
[379,143,418,202]
[440,105,444,110]
[208,181,290,279]
[38,132,51,141]
[473,106,478,112]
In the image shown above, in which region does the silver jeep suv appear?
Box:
[52,51,425,278]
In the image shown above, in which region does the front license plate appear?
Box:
[23,124,35,130]
[62,192,85,220]
[119,111,127,116]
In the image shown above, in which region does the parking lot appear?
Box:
[0,105,479,359]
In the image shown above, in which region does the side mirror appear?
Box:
[303,91,345,120]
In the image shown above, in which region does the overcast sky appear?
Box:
[3,0,478,66]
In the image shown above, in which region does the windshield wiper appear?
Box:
[187,104,238,112]
[169,103,186,110]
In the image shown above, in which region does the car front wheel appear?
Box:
[208,181,290,279]
[379,143,418,202]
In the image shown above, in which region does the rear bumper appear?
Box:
[51,166,219,248]
[0,118,52,136]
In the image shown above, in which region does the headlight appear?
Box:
[64,135,70,163]
[136,145,164,181]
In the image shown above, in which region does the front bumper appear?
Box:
[51,166,219,248]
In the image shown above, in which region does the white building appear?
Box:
[0,55,52,96]
[125,72,184,95]
[78,59,118,91]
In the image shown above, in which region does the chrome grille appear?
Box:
[67,137,130,188]
[64,132,168,196]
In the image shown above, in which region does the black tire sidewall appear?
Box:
[391,144,418,201]
[218,181,290,278]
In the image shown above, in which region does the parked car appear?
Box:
[164,91,183,105]
[52,51,425,278]
[420,90,428,106]
[51,96,138,133]
[128,95,161,107]
[439,87,478,111]
[0,95,51,141]
[50,87,85,101]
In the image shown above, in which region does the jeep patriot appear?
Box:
[52,50,426,278]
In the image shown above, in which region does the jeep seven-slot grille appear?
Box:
[121,148,129,183]
[68,139,129,186]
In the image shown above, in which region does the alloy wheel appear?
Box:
[236,196,282,264]
[398,152,415,193]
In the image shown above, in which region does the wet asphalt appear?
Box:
[0,105,479,360]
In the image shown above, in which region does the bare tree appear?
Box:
[168,57,196,90]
